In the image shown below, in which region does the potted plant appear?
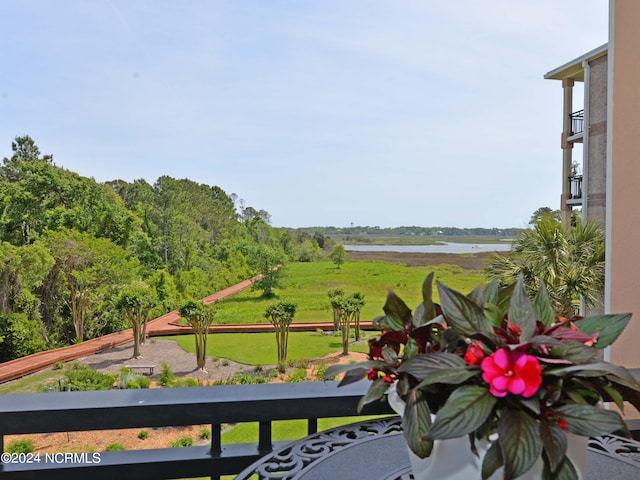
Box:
[325,273,640,480]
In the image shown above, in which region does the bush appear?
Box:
[169,436,193,448]
[199,428,211,440]
[158,362,174,387]
[172,378,201,387]
[6,439,35,454]
[314,363,332,381]
[105,443,127,451]
[229,373,266,385]
[59,364,116,391]
[286,368,307,383]
[138,430,149,440]
[53,361,64,370]
[118,369,152,389]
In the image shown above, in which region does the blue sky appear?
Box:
[0,1,608,228]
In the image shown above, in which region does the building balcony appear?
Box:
[569,109,585,143]
[567,174,583,206]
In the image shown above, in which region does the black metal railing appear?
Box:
[570,109,585,136]
[569,175,583,200]
[0,382,392,480]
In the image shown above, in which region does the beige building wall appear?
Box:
[584,55,608,226]
[606,0,640,368]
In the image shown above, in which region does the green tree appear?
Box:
[249,245,284,298]
[117,282,157,359]
[529,206,561,225]
[45,230,139,342]
[327,289,344,331]
[178,300,216,371]
[330,294,363,355]
[264,301,297,364]
[485,216,605,318]
[328,244,348,269]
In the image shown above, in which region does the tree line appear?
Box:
[0,136,331,361]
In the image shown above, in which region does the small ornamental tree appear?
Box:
[327,289,344,331]
[178,300,216,371]
[264,301,297,364]
[329,243,348,269]
[331,294,361,355]
[350,292,365,341]
[117,283,156,359]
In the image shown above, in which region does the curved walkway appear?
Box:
[0,276,374,384]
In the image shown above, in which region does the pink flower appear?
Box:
[481,348,542,398]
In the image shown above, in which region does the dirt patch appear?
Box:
[347,250,505,270]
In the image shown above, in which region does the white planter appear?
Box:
[386,384,587,480]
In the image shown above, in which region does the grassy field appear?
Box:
[212,260,486,325]
[163,331,371,366]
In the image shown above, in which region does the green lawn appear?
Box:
[161,331,371,366]
[212,260,485,325]
[0,370,63,395]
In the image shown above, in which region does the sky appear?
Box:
[0,1,609,229]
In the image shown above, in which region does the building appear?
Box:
[545,0,640,370]
[544,44,608,229]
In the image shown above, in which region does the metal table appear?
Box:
[235,416,640,479]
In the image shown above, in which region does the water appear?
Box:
[344,242,512,254]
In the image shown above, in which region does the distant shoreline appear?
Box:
[347,250,505,270]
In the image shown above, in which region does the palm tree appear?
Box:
[485,216,604,318]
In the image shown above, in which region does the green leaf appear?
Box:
[357,379,391,413]
[403,388,434,458]
[534,282,555,327]
[397,352,466,380]
[540,419,567,474]
[372,314,404,331]
[601,383,625,411]
[498,409,542,480]
[383,290,413,330]
[426,386,496,440]
[555,404,626,436]
[437,282,493,337]
[575,313,632,349]
[546,362,640,391]
[468,285,485,308]
[324,360,384,382]
[508,275,537,342]
[542,455,578,480]
[419,272,436,325]
[548,341,598,364]
[382,345,398,365]
[416,367,479,388]
[483,279,499,306]
[482,441,503,480]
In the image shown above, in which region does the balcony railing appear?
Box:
[569,174,583,200]
[570,109,585,136]
[0,381,392,480]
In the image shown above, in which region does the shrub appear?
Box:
[6,439,35,454]
[286,368,307,383]
[158,362,174,387]
[314,363,332,381]
[125,381,140,389]
[172,378,201,387]
[135,376,151,388]
[229,373,266,385]
[60,364,116,391]
[138,430,149,440]
[221,359,229,367]
[52,361,64,370]
[169,436,193,448]
[199,428,211,440]
[105,443,127,451]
